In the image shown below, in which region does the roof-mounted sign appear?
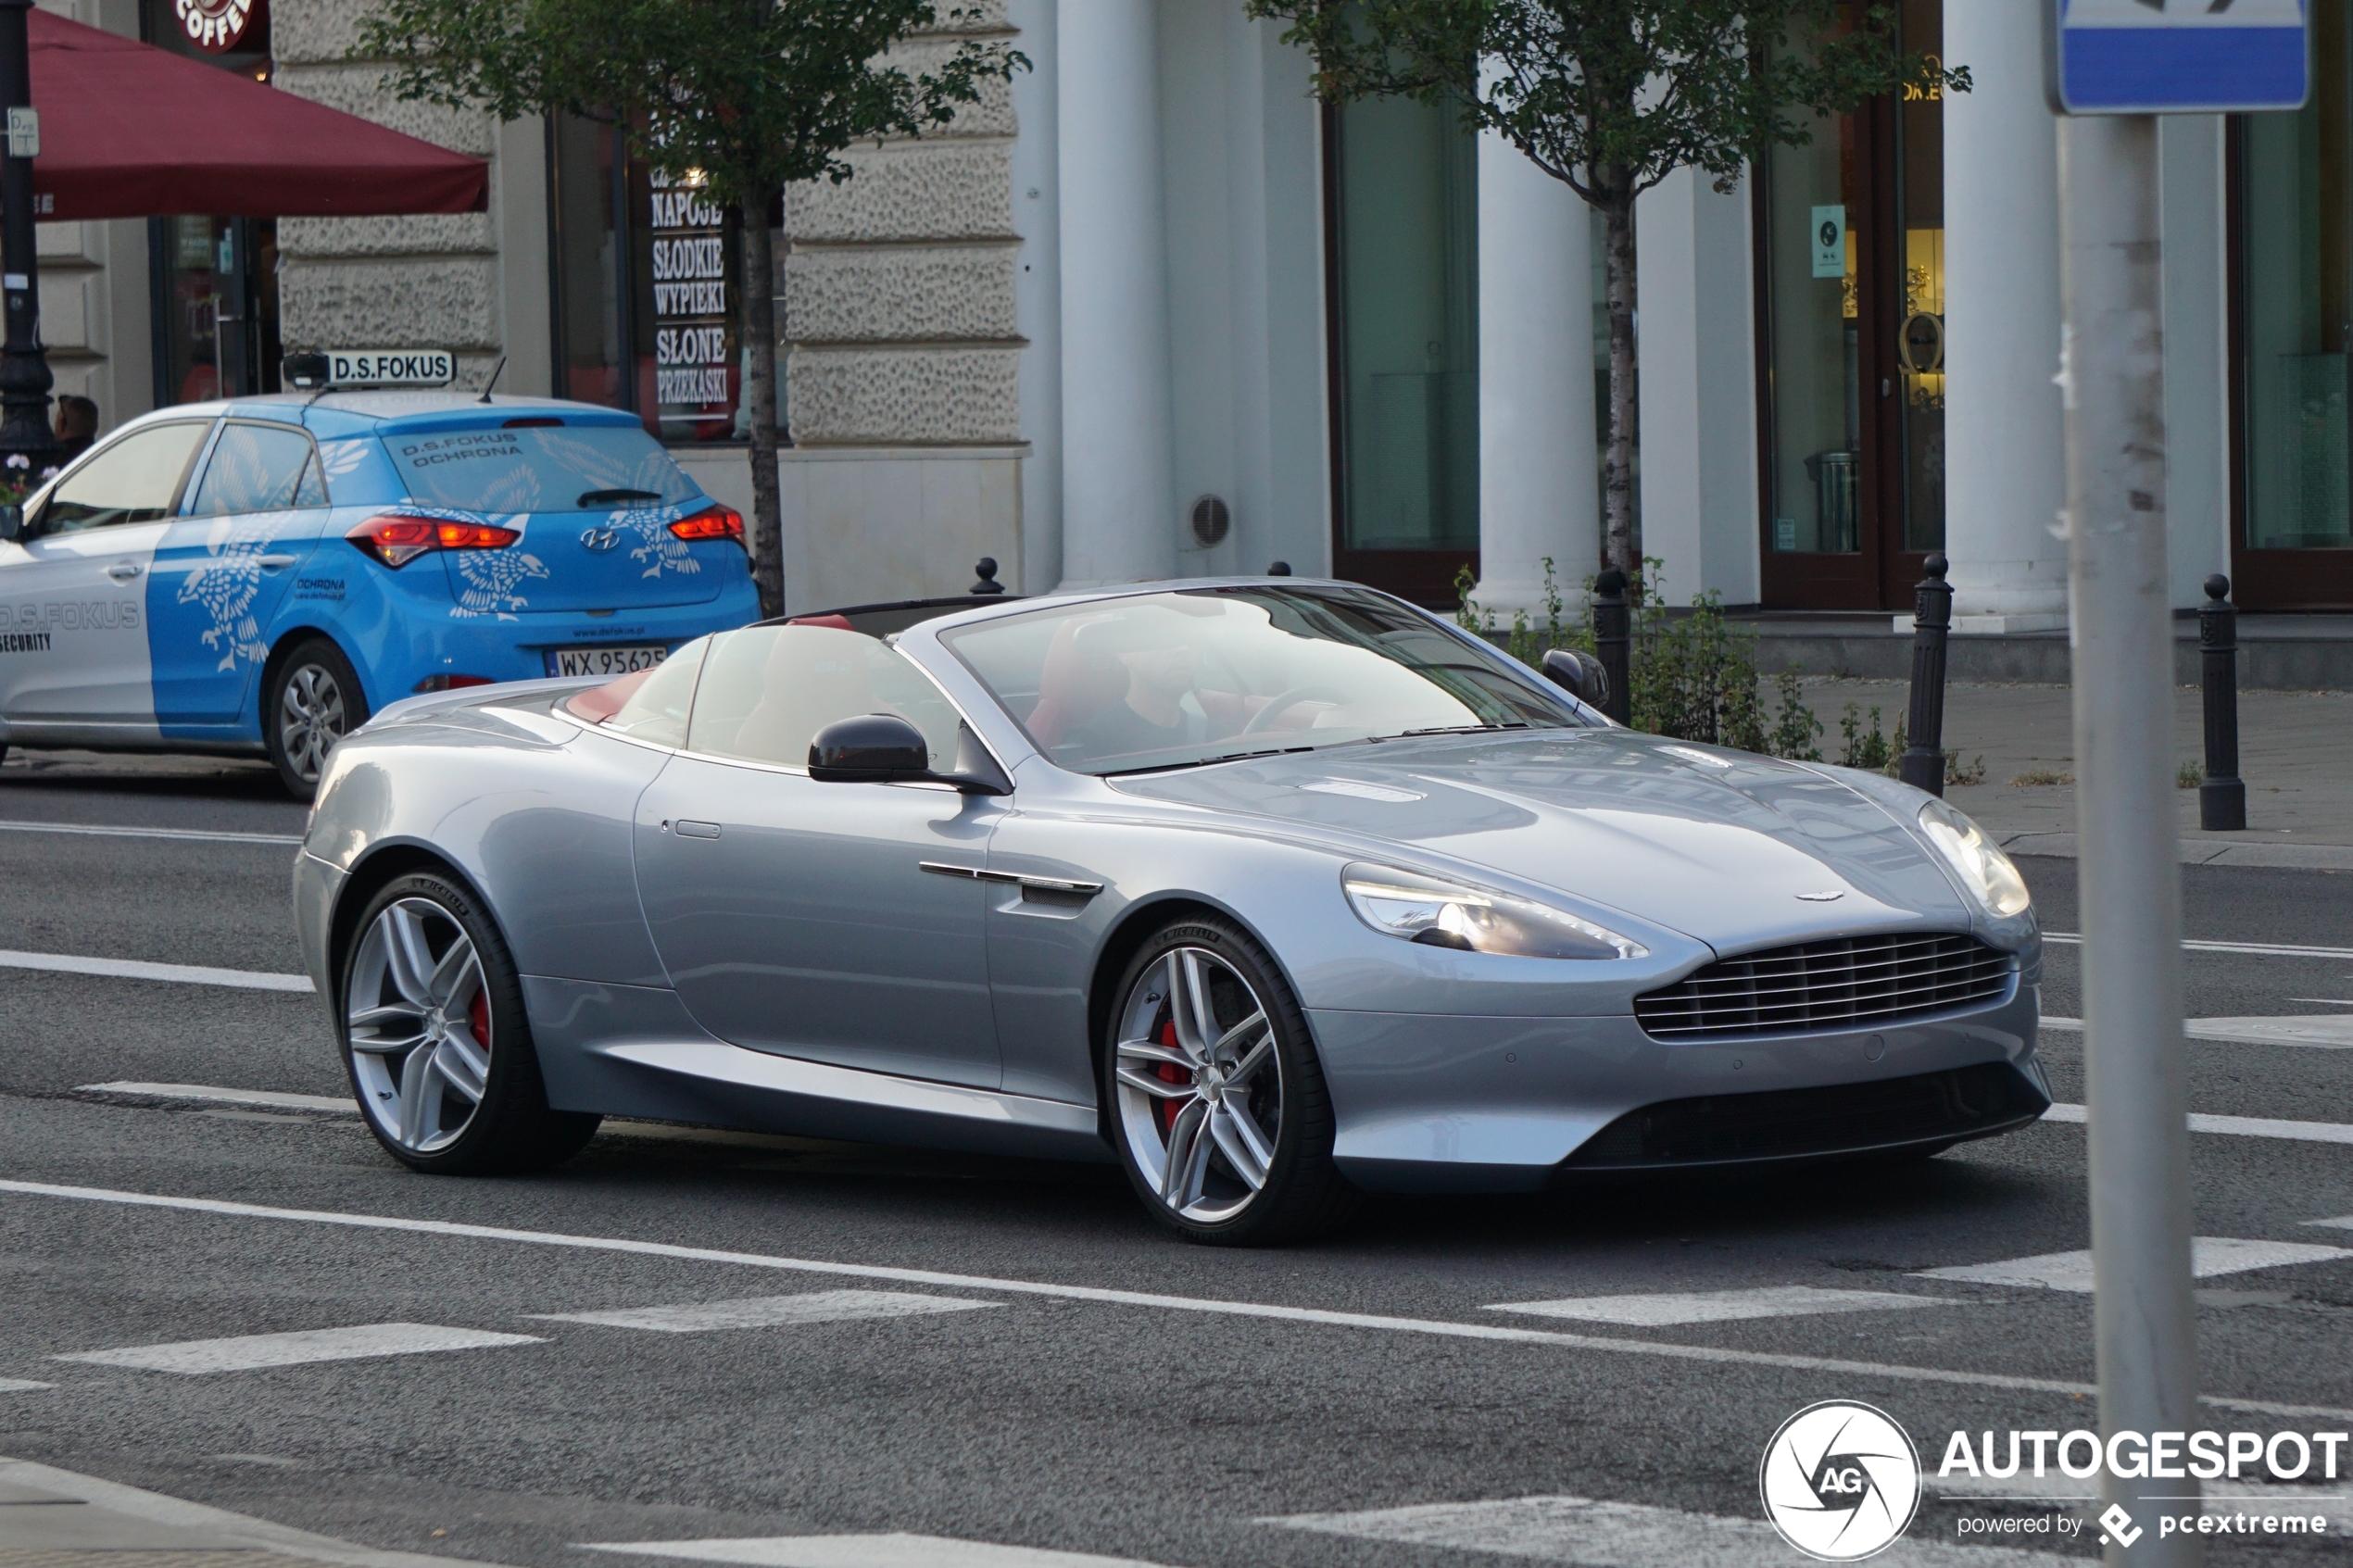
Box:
[283,351,455,390]
[174,0,260,55]
[2047,0,2309,116]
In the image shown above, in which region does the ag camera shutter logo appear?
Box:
[1760,1400,1922,1561]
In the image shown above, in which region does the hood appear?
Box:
[1110,729,1973,953]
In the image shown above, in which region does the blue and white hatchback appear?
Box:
[0,392,760,797]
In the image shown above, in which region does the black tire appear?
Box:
[268,637,369,801]
[339,870,599,1174]
[1104,913,1357,1245]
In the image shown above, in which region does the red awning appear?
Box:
[28,10,488,220]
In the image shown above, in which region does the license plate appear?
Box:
[548,645,668,679]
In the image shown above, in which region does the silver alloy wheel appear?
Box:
[1113,946,1282,1223]
[346,897,492,1155]
[279,662,348,784]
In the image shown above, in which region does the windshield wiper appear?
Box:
[1102,744,1318,777]
[1367,721,1535,742]
[578,487,664,507]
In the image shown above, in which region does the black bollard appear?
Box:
[1266,560,1292,576]
[969,557,1005,595]
[1898,553,1954,796]
[1592,569,1631,726]
[2199,573,2246,831]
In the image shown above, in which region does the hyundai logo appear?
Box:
[579,527,620,552]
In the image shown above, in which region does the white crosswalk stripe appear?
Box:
[531,1290,997,1333]
[1918,1237,2353,1292]
[2044,1013,2353,1047]
[53,1323,543,1374]
[1487,1286,1951,1327]
[2043,1103,2353,1144]
[0,1378,53,1392]
[0,819,303,847]
[1260,1496,2062,1565]
[579,1535,1171,1567]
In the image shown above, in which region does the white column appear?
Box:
[1056,0,1176,588]
[2161,115,2231,608]
[1476,133,1599,616]
[1009,0,1063,595]
[1942,0,2069,631]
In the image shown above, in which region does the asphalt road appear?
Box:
[4,763,2352,1567]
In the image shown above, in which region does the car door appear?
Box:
[632,623,1007,1088]
[149,420,330,726]
[0,420,213,729]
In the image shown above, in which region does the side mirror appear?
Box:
[1541,647,1610,709]
[0,505,21,544]
[809,713,933,782]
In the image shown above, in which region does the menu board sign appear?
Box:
[644,170,738,438]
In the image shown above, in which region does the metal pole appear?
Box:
[0,0,54,473]
[2198,574,2246,832]
[1592,568,1630,726]
[2057,112,2200,1568]
[1897,553,1953,796]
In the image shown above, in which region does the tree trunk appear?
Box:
[1602,185,1638,584]
[741,190,785,619]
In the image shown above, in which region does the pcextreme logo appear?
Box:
[1759,1400,1923,1561]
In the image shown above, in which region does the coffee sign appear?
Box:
[175,0,259,54]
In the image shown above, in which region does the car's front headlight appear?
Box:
[1341,864,1648,960]
[1916,798,2032,918]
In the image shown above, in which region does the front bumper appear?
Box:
[291,847,347,1017]
[1313,981,2045,1193]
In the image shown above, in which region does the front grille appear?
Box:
[1633,932,2012,1042]
[1561,1062,2048,1170]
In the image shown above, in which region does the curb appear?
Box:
[1999,833,2353,871]
[0,1456,509,1568]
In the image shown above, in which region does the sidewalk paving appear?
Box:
[0,1457,502,1568]
[1794,679,2353,867]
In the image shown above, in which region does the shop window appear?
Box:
[2233,0,2353,608]
[547,119,754,446]
[144,0,279,408]
[1325,95,1478,606]
[1755,0,1944,609]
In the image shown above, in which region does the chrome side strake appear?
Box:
[918,860,1103,897]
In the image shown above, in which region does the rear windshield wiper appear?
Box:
[578,487,664,507]
[1102,744,1318,777]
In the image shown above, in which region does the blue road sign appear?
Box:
[2048,0,2309,116]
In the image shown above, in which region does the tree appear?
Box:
[1244,0,1963,581]
[356,0,1025,618]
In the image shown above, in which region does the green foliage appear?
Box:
[355,0,1022,212]
[1241,1,1963,211]
[1768,667,1822,762]
[1840,703,1893,771]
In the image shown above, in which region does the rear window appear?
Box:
[384,424,700,513]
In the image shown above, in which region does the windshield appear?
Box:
[384,423,699,513]
[939,586,1588,776]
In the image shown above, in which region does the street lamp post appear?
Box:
[0,0,55,476]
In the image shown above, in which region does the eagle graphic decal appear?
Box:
[177,512,286,673]
[613,508,702,581]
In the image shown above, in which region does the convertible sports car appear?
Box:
[293,578,2050,1244]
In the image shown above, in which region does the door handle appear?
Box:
[258,554,298,571]
[668,819,721,839]
[106,562,143,580]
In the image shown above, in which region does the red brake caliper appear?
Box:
[1154,1017,1188,1135]
[470,988,491,1048]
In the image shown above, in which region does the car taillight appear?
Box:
[669,504,745,548]
[346,514,523,568]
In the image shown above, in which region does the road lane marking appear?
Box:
[6,1179,2349,1420]
[1917,1238,2353,1292]
[530,1290,998,1333]
[2044,932,2353,960]
[0,1379,53,1392]
[2042,1014,2353,1047]
[581,1535,1171,1567]
[1260,1496,2060,1566]
[53,1323,543,1374]
[0,819,303,847]
[78,1083,353,1113]
[0,950,312,992]
[1486,1286,1951,1327]
[2043,1103,2353,1144]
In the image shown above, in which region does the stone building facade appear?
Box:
[31,0,2348,619]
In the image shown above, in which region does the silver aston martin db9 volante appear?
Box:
[293,578,2049,1244]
